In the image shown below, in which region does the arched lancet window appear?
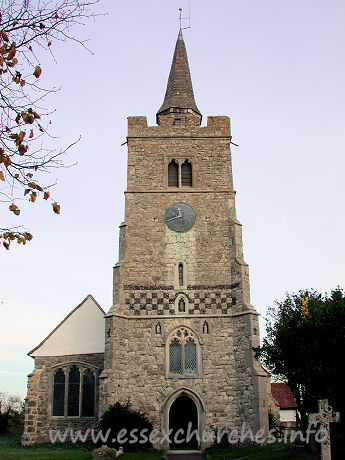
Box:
[178,298,186,313]
[168,328,198,375]
[169,338,182,374]
[52,369,65,416]
[168,160,179,187]
[203,321,210,335]
[82,369,95,417]
[155,322,162,335]
[184,339,197,374]
[178,263,184,286]
[181,160,192,187]
[68,365,80,416]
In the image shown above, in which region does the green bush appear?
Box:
[97,400,153,451]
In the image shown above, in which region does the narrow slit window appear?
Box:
[67,366,80,416]
[52,369,65,416]
[181,160,192,187]
[178,298,186,313]
[168,160,179,187]
[155,322,162,334]
[178,263,184,286]
[203,321,210,334]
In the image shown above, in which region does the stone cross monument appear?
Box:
[309,399,340,460]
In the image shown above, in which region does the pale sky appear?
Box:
[1,0,344,397]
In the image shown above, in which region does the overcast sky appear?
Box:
[1,0,344,397]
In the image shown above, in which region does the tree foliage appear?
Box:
[0,391,24,434]
[0,0,99,249]
[256,288,345,454]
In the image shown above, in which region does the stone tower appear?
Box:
[100,29,268,449]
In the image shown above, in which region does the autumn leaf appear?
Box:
[9,203,20,215]
[12,57,18,65]
[3,241,9,250]
[43,191,50,200]
[39,23,45,29]
[24,189,30,195]
[7,42,16,60]
[18,144,28,155]
[33,65,42,78]
[23,232,33,241]
[0,171,5,181]
[1,30,9,42]
[20,79,26,87]
[52,202,60,214]
[26,173,33,178]
[30,191,37,202]
[15,113,21,123]
[33,111,40,119]
[0,56,3,66]
[54,13,59,19]
[48,41,52,47]
[29,129,34,138]
[14,173,19,178]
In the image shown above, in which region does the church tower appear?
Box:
[101,30,268,449]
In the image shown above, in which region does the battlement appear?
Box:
[127,115,231,138]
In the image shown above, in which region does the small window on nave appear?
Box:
[202,321,210,335]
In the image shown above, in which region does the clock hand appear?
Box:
[166,214,182,222]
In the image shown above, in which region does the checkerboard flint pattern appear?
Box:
[124,290,235,316]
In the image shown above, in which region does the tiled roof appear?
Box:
[271,382,298,409]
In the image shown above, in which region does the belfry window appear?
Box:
[181,160,192,187]
[52,365,96,417]
[168,160,179,187]
[167,159,193,188]
[168,328,198,375]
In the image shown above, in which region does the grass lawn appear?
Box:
[205,442,309,459]
[0,434,309,459]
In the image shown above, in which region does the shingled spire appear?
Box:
[157,29,201,125]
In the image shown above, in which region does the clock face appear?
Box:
[165,202,196,232]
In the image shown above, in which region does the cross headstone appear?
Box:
[308,399,340,460]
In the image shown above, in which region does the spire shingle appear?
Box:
[157,29,201,123]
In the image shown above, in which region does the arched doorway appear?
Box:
[169,393,199,449]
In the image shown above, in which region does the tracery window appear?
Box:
[52,365,97,417]
[168,328,198,375]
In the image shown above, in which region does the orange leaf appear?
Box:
[24,189,30,195]
[44,191,50,200]
[20,79,26,87]
[29,129,34,138]
[3,241,9,250]
[18,144,28,155]
[52,202,60,214]
[26,173,33,178]
[33,111,40,119]
[30,192,37,202]
[15,114,20,123]
[33,65,41,78]
[7,42,16,60]
[1,31,9,42]
[0,171,4,181]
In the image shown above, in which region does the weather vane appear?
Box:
[179,4,191,30]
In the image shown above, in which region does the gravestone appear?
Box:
[309,399,340,460]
